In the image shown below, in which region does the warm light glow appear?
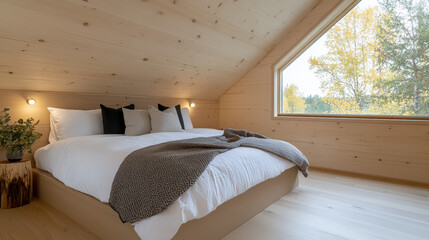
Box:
[27,98,36,105]
[190,103,196,108]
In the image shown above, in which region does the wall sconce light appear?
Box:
[27,98,36,105]
[190,102,196,108]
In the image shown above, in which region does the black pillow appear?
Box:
[158,104,185,130]
[100,104,135,134]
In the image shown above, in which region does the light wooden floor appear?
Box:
[1,170,428,240]
[0,198,98,240]
[224,170,429,240]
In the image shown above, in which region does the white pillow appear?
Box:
[148,106,182,133]
[47,107,103,142]
[48,114,59,143]
[123,108,151,136]
[181,108,193,129]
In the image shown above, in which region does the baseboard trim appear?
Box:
[309,167,429,189]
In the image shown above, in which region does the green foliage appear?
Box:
[0,108,42,153]
[377,0,429,115]
[304,95,332,114]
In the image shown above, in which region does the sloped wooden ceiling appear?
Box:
[0,0,319,100]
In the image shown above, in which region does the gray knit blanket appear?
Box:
[109,128,309,223]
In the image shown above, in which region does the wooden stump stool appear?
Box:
[0,159,32,208]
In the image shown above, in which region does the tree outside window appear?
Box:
[280,0,429,117]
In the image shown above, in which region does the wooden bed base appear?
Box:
[32,166,299,240]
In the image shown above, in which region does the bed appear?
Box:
[33,128,301,240]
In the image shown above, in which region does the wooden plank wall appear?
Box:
[219,0,429,184]
[0,89,219,161]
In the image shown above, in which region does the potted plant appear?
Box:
[0,108,42,162]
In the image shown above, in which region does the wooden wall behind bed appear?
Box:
[0,89,219,161]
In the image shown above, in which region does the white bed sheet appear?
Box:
[35,128,295,240]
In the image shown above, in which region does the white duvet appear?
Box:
[35,128,295,240]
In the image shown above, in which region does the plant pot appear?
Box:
[6,149,23,162]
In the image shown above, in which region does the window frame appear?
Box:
[273,0,429,121]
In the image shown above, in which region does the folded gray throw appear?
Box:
[109,128,309,223]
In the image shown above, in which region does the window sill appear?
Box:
[274,113,429,125]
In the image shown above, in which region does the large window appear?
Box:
[278,0,429,118]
